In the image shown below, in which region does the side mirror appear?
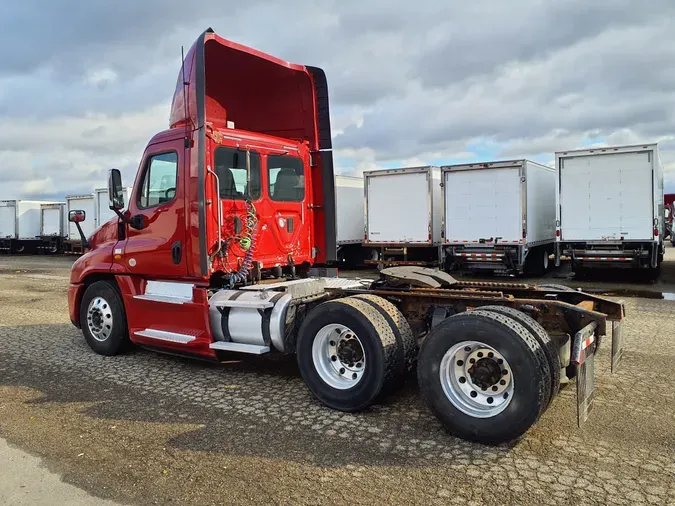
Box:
[68,210,89,249]
[68,210,86,223]
[108,168,125,211]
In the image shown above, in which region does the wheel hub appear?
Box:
[86,297,113,342]
[312,324,366,390]
[439,340,514,418]
[468,357,502,390]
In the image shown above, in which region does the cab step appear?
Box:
[209,342,270,354]
[135,328,196,344]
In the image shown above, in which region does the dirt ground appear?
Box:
[0,250,674,505]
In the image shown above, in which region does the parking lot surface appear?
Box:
[1,254,674,505]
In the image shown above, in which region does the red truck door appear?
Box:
[116,138,188,278]
[265,153,311,262]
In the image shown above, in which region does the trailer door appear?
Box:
[367,171,430,243]
[560,152,653,241]
[0,202,16,238]
[444,167,522,243]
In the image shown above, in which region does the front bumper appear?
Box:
[67,283,84,328]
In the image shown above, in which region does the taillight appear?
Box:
[654,228,659,237]
[556,229,561,237]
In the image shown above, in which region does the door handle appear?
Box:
[172,241,182,265]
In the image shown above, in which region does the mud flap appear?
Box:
[571,321,597,428]
[611,320,623,373]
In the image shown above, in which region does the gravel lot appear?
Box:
[1,252,674,505]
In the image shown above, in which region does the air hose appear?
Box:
[228,199,258,287]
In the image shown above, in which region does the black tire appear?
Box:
[477,305,560,408]
[417,309,550,445]
[349,294,417,375]
[524,247,547,277]
[79,280,129,356]
[296,297,400,412]
[537,283,575,292]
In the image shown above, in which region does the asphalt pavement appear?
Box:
[0,253,674,505]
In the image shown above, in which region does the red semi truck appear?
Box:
[67,28,625,445]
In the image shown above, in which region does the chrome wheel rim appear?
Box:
[87,296,113,342]
[439,340,514,418]
[312,324,366,390]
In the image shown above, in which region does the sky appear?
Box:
[1,0,675,202]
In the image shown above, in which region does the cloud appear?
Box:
[1,1,675,199]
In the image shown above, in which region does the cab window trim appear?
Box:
[136,150,179,210]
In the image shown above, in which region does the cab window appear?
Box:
[268,154,305,202]
[138,152,178,209]
[214,147,261,200]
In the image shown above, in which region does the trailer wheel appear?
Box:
[296,297,400,412]
[349,294,417,375]
[417,310,550,444]
[79,280,129,356]
[475,305,560,408]
[525,247,549,276]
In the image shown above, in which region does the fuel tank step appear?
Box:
[212,299,274,309]
[209,342,270,354]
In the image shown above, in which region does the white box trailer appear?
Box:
[363,166,442,265]
[38,203,68,254]
[334,175,370,265]
[40,203,67,237]
[555,143,664,274]
[66,194,96,242]
[94,186,131,228]
[441,160,556,275]
[0,200,61,253]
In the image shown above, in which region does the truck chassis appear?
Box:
[72,266,625,445]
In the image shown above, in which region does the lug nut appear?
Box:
[457,360,464,366]
[459,377,466,384]
[500,379,506,385]
[470,391,477,398]
[331,356,337,361]
[487,397,494,404]
[339,368,345,374]
[492,386,498,391]
[477,352,483,358]
[488,352,494,358]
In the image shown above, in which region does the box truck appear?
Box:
[38,202,68,254]
[555,144,664,276]
[0,200,61,253]
[363,166,442,266]
[95,186,131,229]
[66,28,626,446]
[64,193,96,254]
[442,160,556,276]
[334,174,371,266]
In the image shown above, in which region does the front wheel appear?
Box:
[417,310,550,445]
[79,280,129,356]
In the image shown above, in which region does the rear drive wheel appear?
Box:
[349,294,417,375]
[79,280,129,356]
[296,297,400,412]
[477,305,560,408]
[417,310,550,444]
